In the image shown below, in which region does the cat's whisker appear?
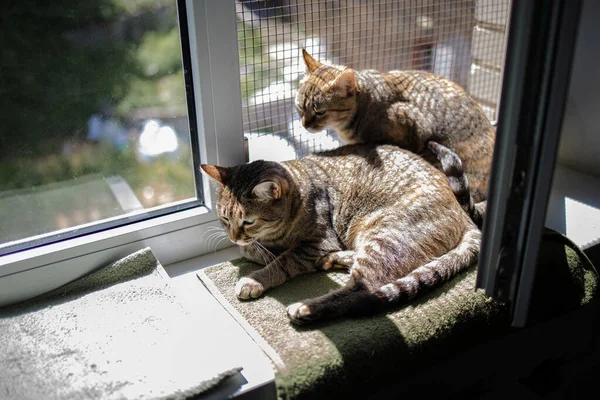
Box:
[213,236,229,252]
[203,231,220,248]
[255,241,283,271]
[254,242,274,265]
[252,242,269,265]
[253,243,278,280]
[250,242,269,265]
[203,226,224,234]
[208,232,228,250]
[203,230,225,250]
[252,243,275,280]
[199,226,225,244]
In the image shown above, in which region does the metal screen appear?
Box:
[236,0,510,161]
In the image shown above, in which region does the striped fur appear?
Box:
[202,144,480,323]
[296,50,494,215]
[377,227,480,302]
[428,141,485,228]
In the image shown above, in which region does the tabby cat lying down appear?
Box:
[201,144,480,323]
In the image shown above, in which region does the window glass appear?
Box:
[0,0,196,251]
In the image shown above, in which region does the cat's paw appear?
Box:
[315,256,335,270]
[235,277,265,300]
[315,251,354,270]
[286,302,313,323]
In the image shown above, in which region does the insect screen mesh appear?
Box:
[236,0,509,161]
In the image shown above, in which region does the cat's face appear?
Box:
[200,162,291,246]
[295,50,358,133]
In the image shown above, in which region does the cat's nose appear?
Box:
[302,115,315,127]
[228,231,237,244]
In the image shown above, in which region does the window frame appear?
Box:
[477,0,583,327]
[0,0,245,307]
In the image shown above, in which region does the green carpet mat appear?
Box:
[0,248,241,400]
[198,229,598,400]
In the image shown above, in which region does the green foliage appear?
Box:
[137,27,183,78]
[116,26,186,115]
[116,72,186,115]
[237,20,268,98]
[0,0,185,161]
[112,0,172,15]
[238,21,263,59]
[0,0,133,158]
[0,0,198,233]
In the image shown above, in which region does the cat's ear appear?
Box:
[325,68,357,97]
[302,49,322,73]
[200,164,229,185]
[252,178,288,200]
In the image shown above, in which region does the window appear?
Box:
[1,0,200,254]
[478,0,584,326]
[3,0,588,329]
[1,1,510,305]
[236,0,509,162]
[0,0,245,306]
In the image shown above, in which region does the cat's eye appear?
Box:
[221,216,230,225]
[243,218,255,225]
[315,110,326,116]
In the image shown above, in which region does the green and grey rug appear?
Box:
[198,229,598,400]
[0,248,241,400]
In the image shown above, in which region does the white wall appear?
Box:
[546,0,600,248]
[557,0,600,177]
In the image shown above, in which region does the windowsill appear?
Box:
[546,163,600,250]
[162,245,277,399]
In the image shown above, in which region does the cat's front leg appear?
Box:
[235,246,322,300]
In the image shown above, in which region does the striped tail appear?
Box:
[286,225,482,324]
[427,141,485,228]
[377,225,481,303]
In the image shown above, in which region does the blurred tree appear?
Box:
[0,0,133,160]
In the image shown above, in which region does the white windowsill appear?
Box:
[162,245,277,399]
[546,163,600,250]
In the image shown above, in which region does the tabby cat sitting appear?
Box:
[201,144,480,323]
[295,50,495,227]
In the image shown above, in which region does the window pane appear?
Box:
[0,0,197,251]
[236,0,509,162]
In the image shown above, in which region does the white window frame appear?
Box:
[0,0,245,307]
